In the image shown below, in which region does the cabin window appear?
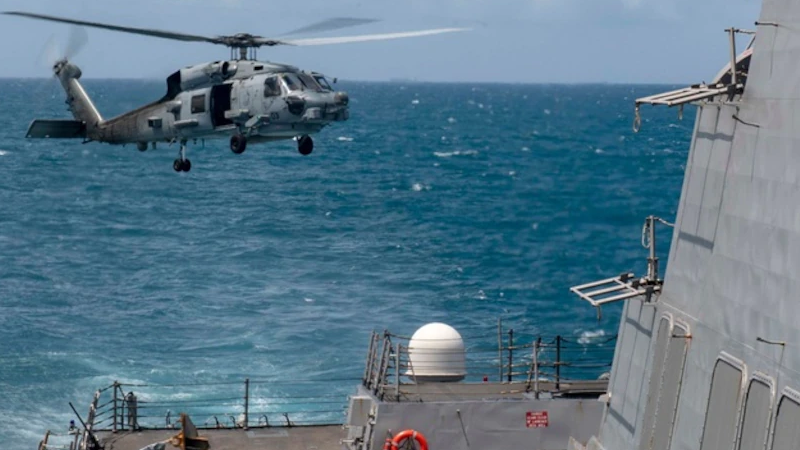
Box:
[737,378,772,450]
[699,358,744,450]
[264,77,279,97]
[638,317,670,450]
[770,392,800,450]
[649,323,689,450]
[190,95,205,114]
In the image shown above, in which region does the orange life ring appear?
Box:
[391,429,429,450]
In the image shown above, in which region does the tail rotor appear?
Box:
[37,25,88,72]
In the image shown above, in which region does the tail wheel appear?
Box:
[298,135,313,156]
[230,134,247,154]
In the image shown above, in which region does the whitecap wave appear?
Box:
[578,329,606,344]
[411,183,430,192]
[337,136,354,142]
[433,150,478,158]
[0,150,7,156]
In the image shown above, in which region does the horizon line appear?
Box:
[0,76,688,87]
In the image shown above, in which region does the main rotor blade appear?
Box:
[3,11,221,45]
[278,17,380,37]
[275,27,469,47]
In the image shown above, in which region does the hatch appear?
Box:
[210,83,233,127]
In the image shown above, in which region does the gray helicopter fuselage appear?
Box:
[55,59,349,147]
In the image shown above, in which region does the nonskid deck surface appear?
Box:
[97,425,346,450]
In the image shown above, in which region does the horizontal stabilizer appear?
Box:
[26,119,86,139]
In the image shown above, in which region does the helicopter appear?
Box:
[4,11,467,172]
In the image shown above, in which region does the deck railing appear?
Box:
[38,321,616,449]
[363,321,616,400]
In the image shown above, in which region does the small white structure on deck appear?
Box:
[405,322,466,382]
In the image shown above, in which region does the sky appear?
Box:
[0,0,761,83]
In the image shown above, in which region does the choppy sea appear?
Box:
[0,78,693,449]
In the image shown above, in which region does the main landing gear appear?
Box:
[173,139,191,172]
[297,135,313,156]
[230,134,247,154]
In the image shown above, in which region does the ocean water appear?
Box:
[0,78,693,449]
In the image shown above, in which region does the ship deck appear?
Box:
[96,425,346,450]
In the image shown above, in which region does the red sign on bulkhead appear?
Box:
[526,411,549,428]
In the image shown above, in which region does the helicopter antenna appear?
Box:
[3,11,468,61]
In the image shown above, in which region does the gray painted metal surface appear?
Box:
[370,399,604,450]
[573,1,800,449]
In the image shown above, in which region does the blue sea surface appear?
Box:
[0,78,692,449]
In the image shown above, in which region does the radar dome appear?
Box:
[406,322,466,382]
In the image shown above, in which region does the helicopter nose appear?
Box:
[334,91,349,106]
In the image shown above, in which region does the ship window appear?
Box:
[264,77,279,97]
[190,94,205,114]
[770,393,800,450]
[650,323,689,450]
[699,358,744,450]
[737,378,772,450]
[638,317,670,450]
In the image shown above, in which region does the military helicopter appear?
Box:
[4,11,466,172]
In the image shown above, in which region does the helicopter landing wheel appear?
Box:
[173,158,191,172]
[230,134,247,154]
[174,140,191,172]
[297,135,313,156]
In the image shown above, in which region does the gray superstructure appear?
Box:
[570,1,800,449]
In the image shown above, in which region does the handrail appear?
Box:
[64,322,614,440]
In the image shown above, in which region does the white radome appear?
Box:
[406,322,466,382]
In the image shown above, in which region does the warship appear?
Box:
[32,0,800,449]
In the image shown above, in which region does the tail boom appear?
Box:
[54,60,103,131]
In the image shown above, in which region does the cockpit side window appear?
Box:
[297,73,323,92]
[264,76,279,97]
[314,75,332,91]
[281,74,301,92]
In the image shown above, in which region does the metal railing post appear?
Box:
[363,332,376,386]
[244,378,250,430]
[394,344,401,400]
[534,337,541,399]
[497,319,503,382]
[556,336,562,391]
[507,329,514,383]
[112,382,118,433]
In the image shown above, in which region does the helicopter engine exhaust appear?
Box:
[178,61,239,91]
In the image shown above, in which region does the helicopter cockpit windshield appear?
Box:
[280,73,327,93]
[280,74,302,92]
[297,73,324,92]
[313,75,333,91]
